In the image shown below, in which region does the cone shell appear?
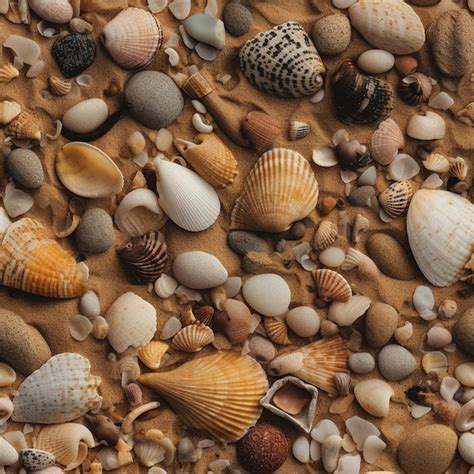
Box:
[399,73,432,105]
[313,269,352,302]
[313,220,338,250]
[49,76,72,96]
[379,181,414,218]
[171,323,214,353]
[369,118,405,166]
[138,341,169,370]
[13,353,102,424]
[0,218,87,298]
[174,134,238,188]
[34,423,95,471]
[5,111,41,141]
[0,63,19,83]
[264,317,291,345]
[242,111,283,152]
[407,189,474,287]
[0,101,21,125]
[102,7,163,69]
[230,148,319,232]
[138,352,268,442]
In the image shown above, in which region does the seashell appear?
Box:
[153,157,220,232]
[428,92,454,111]
[455,399,474,432]
[440,376,460,402]
[56,142,123,198]
[354,379,394,417]
[422,351,448,374]
[331,59,393,125]
[388,154,420,181]
[267,336,348,396]
[395,55,418,76]
[117,231,167,284]
[348,0,425,54]
[84,413,121,447]
[125,382,143,406]
[0,101,21,125]
[193,305,215,326]
[240,21,325,98]
[5,111,41,141]
[398,73,432,105]
[422,153,450,173]
[0,396,13,425]
[231,148,319,233]
[313,269,351,303]
[171,323,214,352]
[289,121,311,141]
[174,133,238,188]
[449,156,468,181]
[69,314,93,341]
[455,362,474,388]
[407,190,474,286]
[34,423,95,471]
[134,430,168,467]
[138,352,269,442]
[91,316,108,340]
[439,299,457,320]
[328,295,371,326]
[138,341,169,369]
[106,292,156,353]
[457,103,474,127]
[313,220,338,251]
[352,213,369,243]
[0,63,19,83]
[312,146,338,168]
[406,111,445,141]
[379,181,414,218]
[0,437,19,466]
[101,7,163,69]
[20,448,56,471]
[345,416,380,451]
[335,138,371,170]
[13,353,101,424]
[28,0,73,23]
[218,299,252,344]
[322,435,342,472]
[334,373,352,396]
[49,75,72,96]
[363,435,386,464]
[426,327,452,349]
[0,362,16,387]
[241,111,283,152]
[264,317,291,345]
[0,218,87,298]
[369,118,405,166]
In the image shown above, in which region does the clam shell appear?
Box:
[406,111,445,141]
[264,317,291,345]
[138,341,169,370]
[388,154,420,181]
[220,298,252,344]
[369,118,404,166]
[0,396,14,425]
[0,100,21,125]
[312,146,338,168]
[138,352,269,442]
[240,21,325,98]
[0,218,87,298]
[28,0,73,23]
[0,437,19,466]
[422,153,450,173]
[56,142,124,198]
[0,362,16,387]
[449,156,468,181]
[379,181,414,218]
[171,323,214,352]
[422,351,448,373]
[102,7,163,69]
[0,63,19,83]
[407,189,474,286]
[348,0,425,54]
[153,157,220,232]
[230,148,319,232]
[328,295,371,327]
[313,220,338,250]
[13,353,102,424]
[289,121,311,141]
[398,73,432,105]
[49,75,72,96]
[174,133,238,188]
[5,111,41,140]
[313,269,352,303]
[242,111,283,151]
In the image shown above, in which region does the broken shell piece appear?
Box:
[455,399,474,432]
[127,131,146,155]
[354,379,393,417]
[169,0,191,20]
[121,401,161,434]
[362,435,386,464]
[0,396,14,425]
[311,419,339,443]
[3,182,34,218]
[440,376,460,402]
[328,295,371,327]
[406,111,445,140]
[0,363,16,387]
[290,121,311,141]
[388,154,420,181]
[312,146,338,168]
[438,299,457,320]
[345,416,380,450]
[422,351,448,374]
[352,214,369,243]
[428,92,454,110]
[399,73,432,105]
[0,101,21,125]
[0,437,20,466]
[69,314,93,341]
[457,102,474,127]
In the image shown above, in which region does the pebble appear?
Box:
[6,149,44,189]
[62,98,108,134]
[348,186,376,207]
[52,32,96,78]
[319,247,345,267]
[75,208,113,254]
[453,309,474,357]
[160,316,182,340]
[426,326,452,349]
[286,306,320,337]
[223,0,252,37]
[124,71,184,129]
[365,302,398,348]
[357,49,395,74]
[177,438,199,463]
[458,432,474,465]
[172,251,228,290]
[79,290,101,318]
[292,435,310,463]
[455,362,474,387]
[227,230,270,256]
[312,14,351,56]
[377,344,416,381]
[397,424,457,474]
[283,221,306,240]
[184,14,225,49]
[349,352,375,374]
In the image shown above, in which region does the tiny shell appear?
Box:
[0,63,19,83]
[379,180,414,218]
[49,75,72,96]
[91,316,108,340]
[0,363,16,387]
[449,156,468,181]
[395,55,418,76]
[422,351,448,374]
[455,362,474,387]
[455,399,474,431]
[328,295,371,326]
[171,324,214,352]
[413,285,435,320]
[0,101,21,125]
[242,111,282,152]
[312,146,338,168]
[62,99,108,134]
[438,299,457,319]
[160,316,182,340]
[357,49,395,74]
[352,214,369,243]
[264,317,291,345]
[406,111,445,140]
[399,73,432,105]
[313,220,338,250]
[426,327,452,349]
[6,111,41,141]
[289,121,311,141]
[354,379,393,417]
[440,376,460,402]
[69,314,93,341]
[20,448,56,471]
[422,153,450,173]
[138,341,169,369]
[388,154,420,181]
[313,269,351,302]
[428,92,454,110]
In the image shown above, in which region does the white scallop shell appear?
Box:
[0,100,21,125]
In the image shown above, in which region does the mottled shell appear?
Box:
[314,220,338,250]
[369,118,405,166]
[5,111,41,141]
[138,341,169,370]
[240,21,326,98]
[242,111,283,151]
[49,76,72,96]
[407,189,474,287]
[264,317,291,345]
[20,449,56,471]
[398,73,432,105]
[289,121,311,141]
[13,353,102,424]
[230,148,319,232]
[0,101,21,125]
[102,7,163,69]
[313,269,352,302]
[171,323,214,353]
[379,181,414,218]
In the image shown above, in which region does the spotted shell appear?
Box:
[313,269,352,302]
[171,323,214,353]
[379,181,414,218]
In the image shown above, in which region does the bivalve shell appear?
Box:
[313,220,338,250]
[379,181,414,218]
[313,269,351,302]
[242,111,283,152]
[28,0,73,23]
[422,153,450,173]
[354,379,393,417]
[406,111,445,141]
[388,154,420,181]
[449,156,468,181]
[171,323,214,352]
[0,101,21,125]
[49,75,72,96]
[138,341,169,370]
[263,317,291,345]
[289,121,311,141]
[369,118,405,165]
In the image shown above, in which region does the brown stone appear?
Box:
[365,302,399,348]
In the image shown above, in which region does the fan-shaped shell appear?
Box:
[230,148,319,232]
[379,181,414,218]
[0,218,87,298]
[449,157,468,181]
[102,7,163,69]
[13,353,102,424]
[5,111,41,141]
[369,118,405,166]
[171,323,214,353]
[138,352,268,442]
[407,189,474,287]
[240,21,325,98]
[138,341,169,370]
[0,63,19,83]
[56,142,124,198]
[34,423,95,471]
[0,100,21,125]
[313,220,338,250]
[49,75,72,96]
[264,317,291,345]
[313,269,352,302]
[399,73,432,105]
[174,133,238,188]
[422,153,450,173]
[242,111,283,151]
[153,157,220,232]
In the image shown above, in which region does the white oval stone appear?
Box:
[62,98,108,134]
[79,290,101,318]
[286,306,320,337]
[357,49,395,74]
[413,285,436,320]
[455,362,474,387]
[319,247,346,267]
[292,435,310,463]
[458,432,474,465]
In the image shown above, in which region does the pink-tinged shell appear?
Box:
[369,118,405,165]
[28,0,73,24]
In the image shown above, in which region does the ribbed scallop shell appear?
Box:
[153,157,220,232]
[422,153,450,173]
[5,111,41,140]
[171,324,214,353]
[230,148,319,232]
[407,189,474,287]
[379,181,414,218]
[49,75,72,96]
[138,352,268,442]
[240,21,325,98]
[13,353,102,424]
[289,121,311,141]
[399,73,432,105]
[331,60,393,125]
[102,7,163,69]
[0,218,87,298]
[313,220,338,250]
[313,269,352,302]
[369,118,405,166]
[0,63,19,83]
[117,231,167,284]
[174,133,238,188]
[449,157,468,181]
[242,111,282,151]
[0,101,21,125]
[264,317,291,345]
[34,423,95,471]
[138,341,169,370]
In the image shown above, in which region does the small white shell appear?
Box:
[422,351,448,374]
[0,395,14,424]
[422,153,450,173]
[154,274,179,298]
[394,321,413,346]
[388,154,420,181]
[328,295,371,326]
[165,47,180,66]
[440,376,460,401]
[428,92,454,110]
[406,111,445,140]
[413,286,436,320]
[4,182,34,218]
[312,146,338,167]
[345,416,380,450]
[192,113,213,133]
[362,435,386,464]
[69,314,93,341]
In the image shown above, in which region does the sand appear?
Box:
[0,0,473,473]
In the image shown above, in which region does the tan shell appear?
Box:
[138,341,169,370]
[49,75,72,96]
[242,111,283,151]
[138,352,269,442]
[0,63,19,83]
[313,220,338,250]
[264,317,291,345]
[399,73,432,105]
[231,148,319,232]
[0,218,87,298]
[0,101,21,125]
[313,269,352,302]
[422,153,450,173]
[394,55,418,76]
[29,0,73,23]
[449,156,468,181]
[171,323,214,353]
[369,118,405,166]
[5,111,41,141]
[289,121,311,141]
[379,181,414,218]
[422,351,448,373]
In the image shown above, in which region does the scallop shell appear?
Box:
[449,156,468,181]
[240,21,325,98]
[138,341,169,370]
[117,231,167,284]
[153,157,220,232]
[242,111,283,152]
[264,317,291,345]
[422,153,450,173]
[290,121,311,141]
[313,220,338,251]
[379,181,414,218]
[56,142,124,198]
[138,352,268,442]
[399,73,432,105]
[0,63,19,83]
[230,148,319,233]
[102,7,163,69]
[5,111,41,141]
[13,353,102,424]
[0,218,87,298]
[0,100,21,125]
[331,59,393,125]
[49,75,72,96]
[369,118,405,166]
[174,133,238,188]
[348,0,425,54]
[406,111,445,141]
[407,189,474,287]
[313,269,352,303]
[34,423,95,471]
[171,323,214,353]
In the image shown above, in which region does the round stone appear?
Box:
[349,352,375,374]
[75,208,113,254]
[377,344,416,381]
[6,149,44,189]
[453,308,474,357]
[365,302,399,348]
[286,306,320,337]
[52,32,96,78]
[227,230,270,256]
[312,14,351,56]
[223,1,252,37]
[458,432,474,465]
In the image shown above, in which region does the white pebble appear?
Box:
[160,316,182,340]
[322,435,342,473]
[458,432,474,465]
[362,435,386,464]
[286,306,320,338]
[69,314,93,341]
[192,113,213,133]
[155,128,173,151]
[154,274,178,298]
[455,362,474,387]
[319,247,346,267]
[310,440,321,461]
[191,100,207,114]
[292,436,310,463]
[62,98,108,134]
[332,0,356,7]
[413,286,436,320]
[223,276,242,298]
[311,419,339,443]
[79,290,101,318]
[357,49,395,74]
[422,173,443,189]
[428,92,454,110]
[334,453,361,474]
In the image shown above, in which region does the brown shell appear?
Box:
[264,317,291,345]
[313,269,352,302]
[242,111,283,152]
[5,111,41,141]
[138,341,169,370]
[49,76,72,96]
[449,157,468,181]
[171,323,214,353]
[394,55,418,76]
[194,306,215,326]
[379,181,414,218]
[398,73,432,105]
[313,220,338,250]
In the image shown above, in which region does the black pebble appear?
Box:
[52,33,96,78]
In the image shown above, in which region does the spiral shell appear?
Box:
[313,269,352,302]
[379,181,414,218]
[171,323,214,353]
[398,73,432,105]
[264,317,291,345]
[5,111,41,141]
